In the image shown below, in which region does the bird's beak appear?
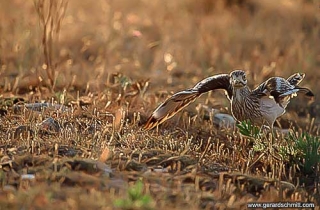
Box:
[232,79,245,87]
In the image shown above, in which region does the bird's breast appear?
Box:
[230,93,262,124]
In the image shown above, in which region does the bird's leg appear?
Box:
[258,121,276,157]
[264,123,274,153]
[248,123,269,170]
[270,124,274,145]
[269,130,274,153]
[259,124,271,134]
[266,124,282,161]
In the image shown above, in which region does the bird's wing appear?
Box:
[143,74,232,130]
[286,73,314,97]
[253,76,314,100]
[192,74,232,99]
[267,77,296,97]
[286,73,305,86]
[143,89,200,130]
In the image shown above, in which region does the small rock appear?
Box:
[3,185,16,192]
[198,105,235,128]
[38,117,61,134]
[213,113,236,128]
[21,174,36,180]
[13,103,67,114]
[20,174,36,189]
[14,125,33,139]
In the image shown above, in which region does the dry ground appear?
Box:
[0,0,319,209]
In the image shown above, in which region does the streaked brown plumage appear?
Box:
[144,70,314,130]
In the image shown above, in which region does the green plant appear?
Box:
[237,120,261,139]
[114,180,154,210]
[252,138,267,152]
[278,144,299,162]
[286,132,320,174]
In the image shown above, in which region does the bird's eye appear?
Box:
[242,75,246,81]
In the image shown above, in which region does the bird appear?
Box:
[143,70,314,130]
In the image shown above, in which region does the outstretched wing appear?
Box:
[253,73,314,97]
[143,74,232,130]
[263,77,299,98]
[143,89,200,130]
[286,73,305,86]
[286,73,314,97]
[253,76,314,108]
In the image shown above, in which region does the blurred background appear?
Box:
[0,0,319,120]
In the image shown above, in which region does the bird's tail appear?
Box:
[279,87,314,98]
[296,87,314,98]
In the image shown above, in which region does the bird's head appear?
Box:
[230,70,247,88]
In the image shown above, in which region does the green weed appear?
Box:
[286,132,320,174]
[237,120,261,139]
[114,180,154,210]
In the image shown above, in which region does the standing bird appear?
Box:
[143,70,314,130]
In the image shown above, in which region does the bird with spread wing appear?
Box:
[143,70,314,130]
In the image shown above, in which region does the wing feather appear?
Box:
[143,74,232,130]
[193,74,232,99]
[286,73,305,86]
[143,90,200,130]
[253,76,314,106]
[286,73,314,97]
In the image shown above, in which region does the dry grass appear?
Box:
[0,0,319,209]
